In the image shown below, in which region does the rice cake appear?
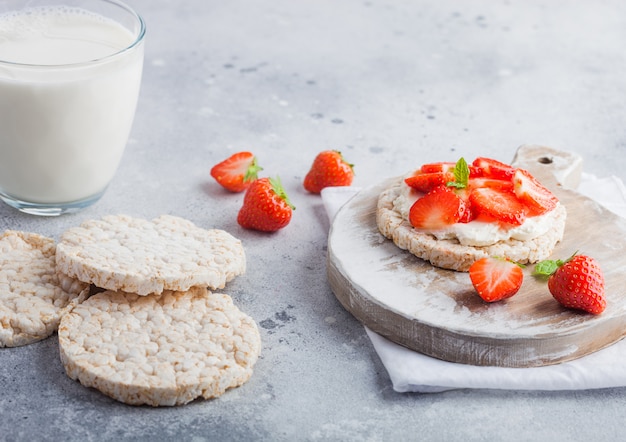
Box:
[56,215,246,296]
[58,287,261,406]
[376,177,567,272]
[0,231,89,347]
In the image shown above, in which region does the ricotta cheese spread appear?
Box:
[393,183,561,247]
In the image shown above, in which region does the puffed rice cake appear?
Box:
[58,286,261,406]
[376,177,567,272]
[0,231,89,347]
[56,214,246,296]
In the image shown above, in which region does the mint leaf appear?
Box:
[447,157,469,189]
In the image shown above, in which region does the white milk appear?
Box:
[0,6,144,204]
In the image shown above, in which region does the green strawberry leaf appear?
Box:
[243,157,263,183]
[270,176,295,210]
[533,259,560,278]
[533,251,579,279]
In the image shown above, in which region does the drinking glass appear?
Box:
[0,0,145,215]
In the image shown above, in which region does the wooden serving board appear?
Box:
[327,145,626,367]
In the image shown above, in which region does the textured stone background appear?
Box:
[2,0,626,440]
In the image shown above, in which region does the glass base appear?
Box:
[0,189,106,216]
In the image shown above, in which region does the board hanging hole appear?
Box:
[538,156,553,164]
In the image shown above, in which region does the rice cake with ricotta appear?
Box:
[376,177,567,272]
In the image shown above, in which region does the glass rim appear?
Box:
[0,0,146,69]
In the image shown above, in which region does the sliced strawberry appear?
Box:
[409,185,466,229]
[420,162,456,173]
[469,256,524,302]
[210,151,263,192]
[451,187,475,223]
[469,187,526,225]
[421,162,482,177]
[405,171,455,193]
[469,165,484,177]
[458,204,477,223]
[513,168,559,215]
[473,211,499,223]
[467,177,514,193]
[472,157,516,180]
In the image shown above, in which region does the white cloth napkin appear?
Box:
[321,173,626,392]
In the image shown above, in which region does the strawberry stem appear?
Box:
[269,176,295,210]
[244,157,263,183]
[335,150,355,173]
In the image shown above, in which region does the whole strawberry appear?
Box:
[304,150,354,194]
[211,151,263,192]
[237,176,294,232]
[534,253,606,315]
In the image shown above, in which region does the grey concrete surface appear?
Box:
[2,0,626,440]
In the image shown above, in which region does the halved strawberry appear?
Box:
[469,256,524,302]
[472,157,516,180]
[405,171,455,193]
[409,185,466,229]
[210,151,263,192]
[513,168,559,215]
[469,187,526,225]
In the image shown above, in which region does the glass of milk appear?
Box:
[0,0,145,215]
